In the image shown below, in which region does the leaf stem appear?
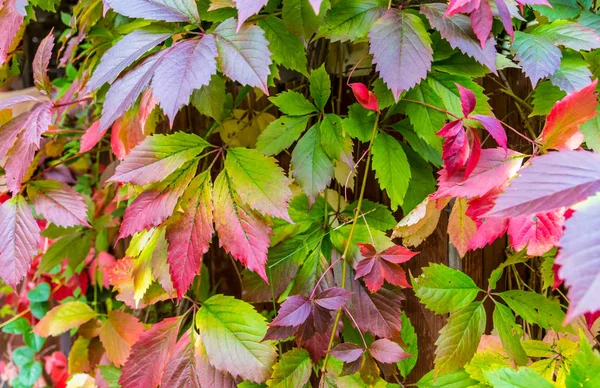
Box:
[401,98,460,119]
[319,113,380,383]
[53,97,92,108]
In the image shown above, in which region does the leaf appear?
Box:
[530,81,566,117]
[402,82,445,150]
[355,244,417,292]
[313,287,353,310]
[213,170,272,281]
[556,194,600,321]
[393,197,443,247]
[489,151,600,217]
[330,343,363,362]
[28,180,89,228]
[291,125,334,206]
[0,2,24,67]
[538,80,598,150]
[470,0,493,48]
[282,0,328,43]
[349,83,380,113]
[485,367,554,388]
[256,115,309,156]
[258,16,308,76]
[34,302,98,337]
[435,302,486,374]
[87,29,172,92]
[533,0,579,21]
[32,30,54,95]
[370,338,411,364]
[160,330,200,387]
[371,133,411,211]
[104,0,200,22]
[318,0,386,42]
[36,232,91,275]
[192,74,227,122]
[511,32,562,87]
[309,65,331,111]
[119,317,181,388]
[214,18,272,94]
[233,0,268,30]
[0,195,40,287]
[110,132,209,185]
[68,337,90,374]
[27,282,50,303]
[195,335,237,387]
[507,210,564,256]
[532,20,600,51]
[99,311,145,367]
[270,295,312,327]
[343,199,397,231]
[269,90,316,116]
[166,172,214,299]
[196,294,277,383]
[412,264,480,315]
[416,369,479,388]
[267,348,312,388]
[368,9,432,101]
[493,303,528,366]
[448,198,477,257]
[420,4,497,72]
[151,35,218,125]
[498,290,565,330]
[343,103,377,142]
[550,54,593,93]
[319,114,346,161]
[397,311,418,378]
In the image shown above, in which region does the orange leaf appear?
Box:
[99,311,145,367]
[34,302,98,337]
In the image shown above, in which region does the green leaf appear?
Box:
[12,347,35,367]
[433,52,491,78]
[99,365,122,388]
[413,264,480,315]
[371,133,411,211]
[521,340,555,358]
[581,107,600,152]
[29,0,60,12]
[342,199,397,231]
[1,317,30,334]
[427,72,492,117]
[27,282,50,303]
[192,74,227,122]
[498,290,566,330]
[309,65,331,110]
[283,0,329,42]
[402,144,436,214]
[37,232,92,274]
[225,147,292,221]
[267,348,312,387]
[488,250,528,290]
[23,331,45,352]
[15,361,43,387]
[270,90,317,116]
[318,0,387,42]
[530,81,566,117]
[402,82,445,150]
[392,119,442,166]
[342,103,376,142]
[435,302,486,374]
[485,367,554,388]
[532,20,600,51]
[397,311,418,378]
[373,78,396,110]
[196,294,277,383]
[30,302,49,320]
[291,125,334,205]
[549,54,592,93]
[319,114,345,161]
[565,335,600,387]
[493,302,528,366]
[256,115,310,156]
[259,17,308,76]
[416,369,478,388]
[533,0,581,21]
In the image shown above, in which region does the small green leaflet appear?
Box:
[318,0,387,42]
[485,367,553,388]
[309,65,331,111]
[416,369,478,388]
[343,103,377,142]
[397,311,418,378]
[269,90,317,116]
[492,302,528,366]
[371,132,411,211]
[256,115,310,156]
[319,114,345,161]
[267,348,312,387]
[498,290,566,331]
[258,17,308,76]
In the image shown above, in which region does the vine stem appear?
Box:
[53,97,92,108]
[319,113,380,384]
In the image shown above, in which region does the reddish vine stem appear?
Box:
[309,257,343,300]
[53,96,92,108]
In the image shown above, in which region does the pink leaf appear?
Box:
[214,18,272,94]
[437,120,470,177]
[29,180,90,228]
[213,171,271,282]
[166,172,214,299]
[472,114,507,150]
[457,84,476,117]
[104,0,200,23]
[119,317,181,388]
[0,0,24,66]
[489,151,600,217]
[349,83,380,113]
[0,195,40,287]
[495,0,515,40]
[32,30,54,95]
[232,0,268,31]
[87,29,171,92]
[435,148,524,199]
[538,80,599,150]
[151,35,218,126]
[80,121,106,153]
[464,130,481,179]
[445,0,480,16]
[470,0,492,49]
[160,330,200,388]
[313,287,353,311]
[309,0,323,13]
[4,139,36,194]
[0,102,53,159]
[195,335,236,388]
[369,338,411,364]
[466,188,509,250]
[269,295,312,327]
[330,343,363,363]
[508,210,564,256]
[0,95,39,111]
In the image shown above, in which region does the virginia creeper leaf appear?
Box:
[160,330,200,388]
[507,210,564,256]
[511,32,562,87]
[99,311,145,367]
[104,0,200,22]
[355,244,417,292]
[369,338,411,364]
[371,132,411,211]
[498,290,565,330]
[319,0,386,42]
[309,65,331,111]
[485,367,554,387]
[256,115,309,156]
[34,302,98,337]
[269,90,316,116]
[270,295,312,327]
[32,30,54,95]
[258,16,308,76]
[267,348,312,388]
[28,180,90,228]
[532,20,600,51]
[448,197,477,258]
[232,0,268,30]
[195,335,237,387]
[493,302,528,366]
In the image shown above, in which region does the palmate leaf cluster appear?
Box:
[1,0,600,387]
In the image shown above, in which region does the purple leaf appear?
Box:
[557,195,600,322]
[470,0,492,49]
[263,325,296,341]
[457,84,476,117]
[313,287,353,311]
[160,331,200,387]
[511,32,561,87]
[151,35,218,126]
[0,102,52,160]
[0,95,40,111]
[32,30,54,95]
[270,295,312,327]
[233,0,268,31]
[421,3,497,72]
[495,0,515,40]
[368,9,433,101]
[489,151,600,217]
[87,29,171,92]
[0,195,40,287]
[104,0,200,23]
[214,18,272,94]
[472,114,507,149]
[369,338,411,364]
[330,343,364,363]
[29,180,90,228]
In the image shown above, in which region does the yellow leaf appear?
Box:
[68,337,91,374]
[99,310,145,367]
[34,302,98,337]
[448,198,477,257]
[393,197,443,247]
[66,373,96,388]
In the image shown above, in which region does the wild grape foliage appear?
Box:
[1,0,600,386]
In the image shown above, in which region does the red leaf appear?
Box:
[538,80,599,150]
[32,30,54,95]
[269,295,311,327]
[166,172,214,299]
[355,244,417,292]
[472,114,507,150]
[160,330,200,388]
[508,210,565,256]
[233,0,269,31]
[0,195,40,286]
[445,0,480,16]
[119,317,181,388]
[470,0,492,49]
[466,188,509,250]
[585,311,600,330]
[313,287,353,311]
[349,83,380,113]
[464,130,481,179]
[437,119,471,177]
[378,245,419,264]
[369,338,411,364]
[456,84,476,117]
[80,121,106,153]
[99,310,145,367]
[330,343,364,363]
